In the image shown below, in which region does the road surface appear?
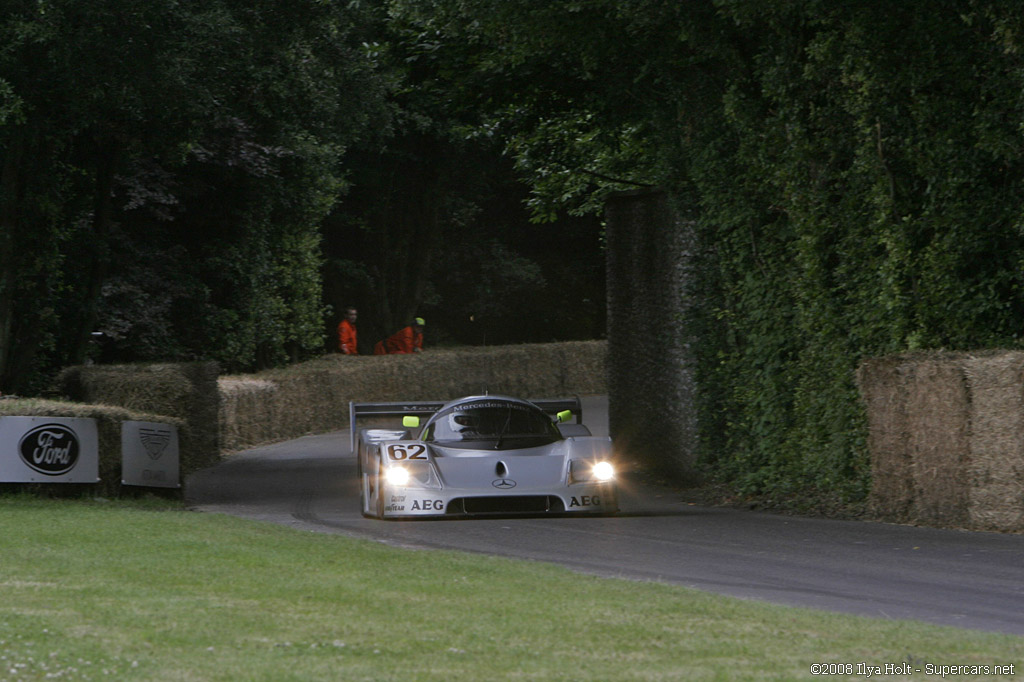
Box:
[187,397,1024,635]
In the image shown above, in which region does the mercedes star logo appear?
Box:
[492,478,517,489]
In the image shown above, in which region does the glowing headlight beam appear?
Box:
[592,461,615,481]
[385,466,411,486]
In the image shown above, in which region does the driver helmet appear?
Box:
[448,412,478,434]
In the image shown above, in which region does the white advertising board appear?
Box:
[121,421,180,488]
[0,417,99,483]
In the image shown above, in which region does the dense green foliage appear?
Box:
[0,0,388,390]
[690,2,1024,503]
[392,1,1024,504]
[320,9,605,349]
[0,1,606,390]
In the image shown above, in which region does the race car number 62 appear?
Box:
[387,444,427,460]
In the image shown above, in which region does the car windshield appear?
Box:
[424,400,561,449]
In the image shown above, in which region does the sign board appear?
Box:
[121,421,180,488]
[0,417,99,483]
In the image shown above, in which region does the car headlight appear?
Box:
[570,459,615,484]
[592,461,615,482]
[384,466,411,486]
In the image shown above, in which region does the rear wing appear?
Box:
[348,397,584,452]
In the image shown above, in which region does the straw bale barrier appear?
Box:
[0,398,186,497]
[904,356,970,527]
[963,353,1024,530]
[857,350,1024,532]
[56,361,220,474]
[219,341,607,452]
[857,355,915,520]
[43,342,603,486]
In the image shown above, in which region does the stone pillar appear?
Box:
[605,190,698,479]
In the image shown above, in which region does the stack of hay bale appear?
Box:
[218,341,607,452]
[858,351,1024,532]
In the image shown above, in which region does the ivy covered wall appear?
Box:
[673,5,1024,510]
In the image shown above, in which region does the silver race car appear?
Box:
[351,395,618,519]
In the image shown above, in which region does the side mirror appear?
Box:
[556,410,573,423]
[403,416,420,428]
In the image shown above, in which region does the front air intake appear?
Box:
[446,496,566,515]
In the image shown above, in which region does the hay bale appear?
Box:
[218,378,279,453]
[969,483,1024,531]
[904,355,971,526]
[217,342,608,453]
[963,353,1024,531]
[559,341,609,396]
[488,345,543,397]
[857,355,916,521]
[73,366,183,412]
[56,361,219,473]
[860,350,1024,532]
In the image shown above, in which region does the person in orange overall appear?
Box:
[337,307,359,355]
[374,318,425,355]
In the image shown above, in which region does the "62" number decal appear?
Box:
[387,444,427,461]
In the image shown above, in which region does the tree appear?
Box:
[0,0,388,389]
[393,1,754,200]
[322,6,607,347]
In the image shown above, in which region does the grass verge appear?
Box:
[0,495,1020,681]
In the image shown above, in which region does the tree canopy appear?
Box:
[0,0,606,392]
[1,0,387,389]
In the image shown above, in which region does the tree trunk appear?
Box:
[0,136,24,392]
[66,139,120,366]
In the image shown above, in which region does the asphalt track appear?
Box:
[186,397,1024,636]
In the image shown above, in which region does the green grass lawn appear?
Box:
[0,495,1020,681]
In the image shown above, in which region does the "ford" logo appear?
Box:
[19,424,80,475]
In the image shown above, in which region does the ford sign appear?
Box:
[19,424,80,475]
